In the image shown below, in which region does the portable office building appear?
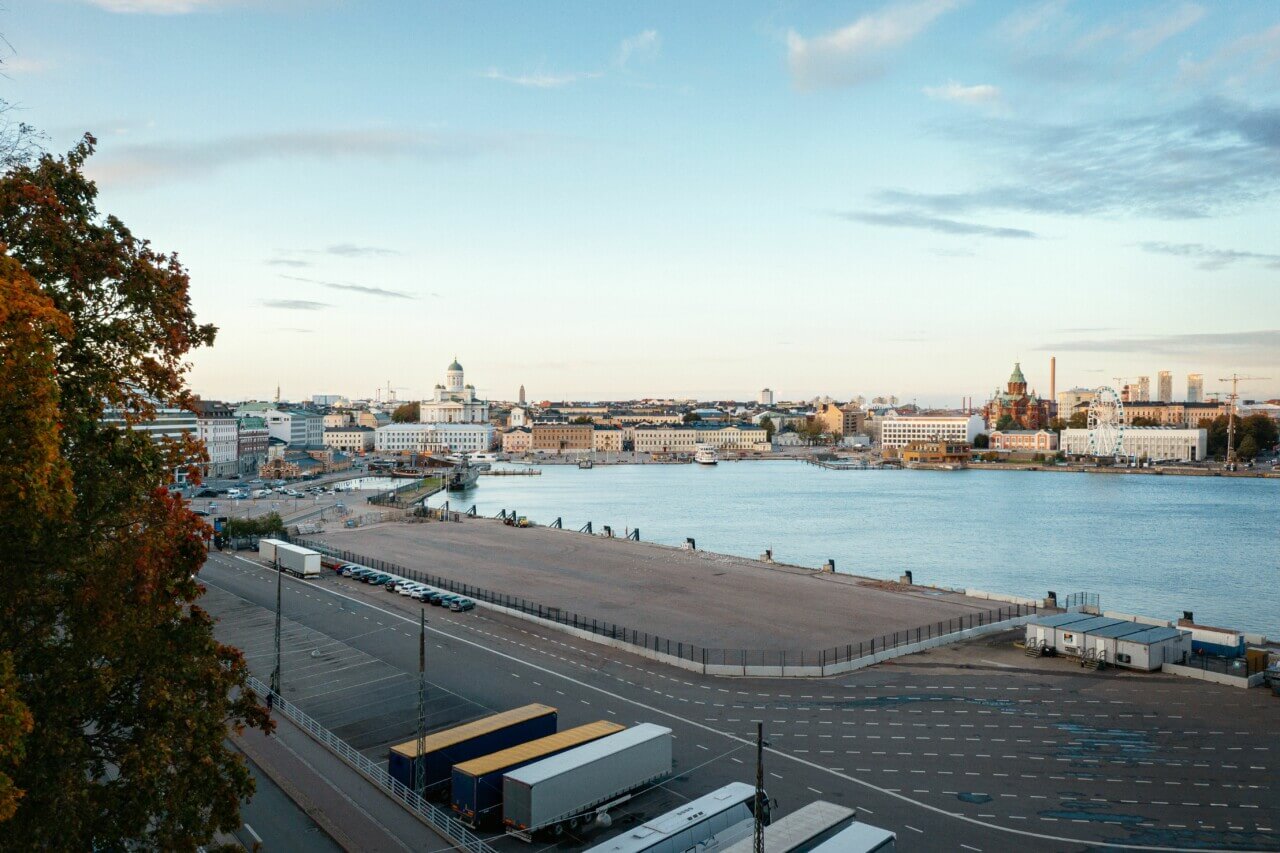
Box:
[1115,626,1191,670]
[1181,622,1245,658]
[721,801,854,853]
[1025,612,1096,652]
[388,704,557,792]
[452,721,624,826]
[1025,614,1191,671]
[585,782,761,853]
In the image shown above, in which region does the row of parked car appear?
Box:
[335,563,476,612]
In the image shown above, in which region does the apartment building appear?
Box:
[878,413,985,451]
[814,402,865,437]
[531,423,593,453]
[324,425,375,454]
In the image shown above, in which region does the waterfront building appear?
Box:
[633,423,770,453]
[592,424,624,452]
[501,427,532,454]
[260,408,324,448]
[1121,401,1227,427]
[1157,371,1172,403]
[531,423,593,453]
[356,410,391,429]
[324,425,375,454]
[1122,377,1151,403]
[375,422,494,455]
[878,413,985,452]
[813,402,865,437]
[989,429,1058,452]
[311,394,347,407]
[1061,427,1207,461]
[509,406,529,427]
[760,388,774,406]
[237,416,269,475]
[983,363,1054,429]
[901,439,971,465]
[1056,387,1096,417]
[193,401,239,477]
[605,410,683,425]
[421,359,490,424]
[1187,373,1204,403]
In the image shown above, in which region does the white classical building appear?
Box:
[878,413,985,451]
[1061,427,1207,462]
[633,423,770,453]
[421,359,489,424]
[375,422,494,455]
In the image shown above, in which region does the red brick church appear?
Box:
[984,362,1055,429]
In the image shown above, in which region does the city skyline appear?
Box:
[7,1,1280,401]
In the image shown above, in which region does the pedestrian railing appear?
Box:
[293,538,1054,675]
[246,676,497,853]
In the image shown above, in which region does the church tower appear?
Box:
[446,358,464,393]
[518,384,526,405]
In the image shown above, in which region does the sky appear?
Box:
[5,0,1280,405]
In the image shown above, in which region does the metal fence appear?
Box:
[245,676,497,853]
[292,538,1039,670]
[367,478,430,506]
[1061,591,1100,610]
[1181,653,1266,678]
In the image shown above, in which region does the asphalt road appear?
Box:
[200,553,1279,853]
[230,749,344,853]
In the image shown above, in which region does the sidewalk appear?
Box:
[233,711,454,852]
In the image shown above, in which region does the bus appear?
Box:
[586,782,767,853]
[721,800,854,853]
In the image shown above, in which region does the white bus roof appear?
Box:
[586,782,756,852]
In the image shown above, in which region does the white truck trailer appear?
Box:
[258,538,321,578]
[503,723,672,841]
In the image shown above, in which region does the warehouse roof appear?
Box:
[1028,612,1098,628]
[1121,626,1189,645]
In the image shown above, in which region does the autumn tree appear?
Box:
[0,137,270,849]
[391,401,420,422]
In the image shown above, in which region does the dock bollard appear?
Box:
[899,570,913,585]
[684,538,696,550]
[821,559,835,573]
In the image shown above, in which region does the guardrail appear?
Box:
[246,676,497,853]
[292,538,1053,676]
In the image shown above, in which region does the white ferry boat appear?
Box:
[694,444,718,465]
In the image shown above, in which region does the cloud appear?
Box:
[321,243,398,258]
[266,258,310,268]
[1137,241,1280,270]
[877,98,1280,220]
[616,30,661,67]
[923,81,1000,104]
[1040,330,1280,359]
[261,299,329,310]
[280,274,414,299]
[1179,23,1280,83]
[834,209,1036,239]
[1127,3,1204,54]
[89,128,543,187]
[80,0,235,11]
[481,68,603,88]
[2,57,53,75]
[999,0,1069,42]
[786,0,957,89]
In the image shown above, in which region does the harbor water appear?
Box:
[432,461,1280,636]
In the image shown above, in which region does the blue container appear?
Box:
[388,704,557,794]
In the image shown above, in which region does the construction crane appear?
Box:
[1218,374,1270,466]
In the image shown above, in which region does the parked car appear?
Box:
[398,583,425,597]
[191,509,210,517]
[367,573,394,586]
[345,567,373,579]
[385,578,408,592]
[413,588,435,602]
[449,598,475,612]
[194,488,219,498]
[434,594,460,607]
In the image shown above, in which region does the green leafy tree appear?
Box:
[1237,435,1259,460]
[1067,411,1088,429]
[995,414,1017,431]
[759,415,775,441]
[0,137,270,849]
[223,512,286,539]
[972,433,990,449]
[1047,417,1066,432]
[391,401,420,422]
[1130,416,1160,426]
[682,411,701,423]
[570,415,593,424]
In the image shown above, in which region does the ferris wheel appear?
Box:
[1087,387,1125,457]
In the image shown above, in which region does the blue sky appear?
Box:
[5,0,1280,404]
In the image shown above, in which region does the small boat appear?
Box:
[578,459,594,469]
[694,444,718,465]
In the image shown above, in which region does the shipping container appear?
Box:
[451,721,624,826]
[585,782,764,853]
[503,723,672,840]
[388,704,557,794]
[721,801,854,853]
[258,538,321,577]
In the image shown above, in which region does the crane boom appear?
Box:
[1217,374,1270,466]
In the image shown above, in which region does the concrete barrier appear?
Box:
[1161,662,1261,689]
[1103,610,1171,627]
[479,597,1032,678]
[964,589,1040,608]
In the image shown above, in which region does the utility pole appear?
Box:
[269,556,282,709]
[754,722,766,853]
[1218,374,1269,467]
[414,609,428,797]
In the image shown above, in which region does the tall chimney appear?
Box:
[1049,356,1056,402]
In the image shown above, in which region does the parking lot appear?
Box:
[201,553,1280,852]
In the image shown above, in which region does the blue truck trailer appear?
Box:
[451,720,625,826]
[388,704,557,794]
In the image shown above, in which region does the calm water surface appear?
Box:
[432,462,1279,635]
